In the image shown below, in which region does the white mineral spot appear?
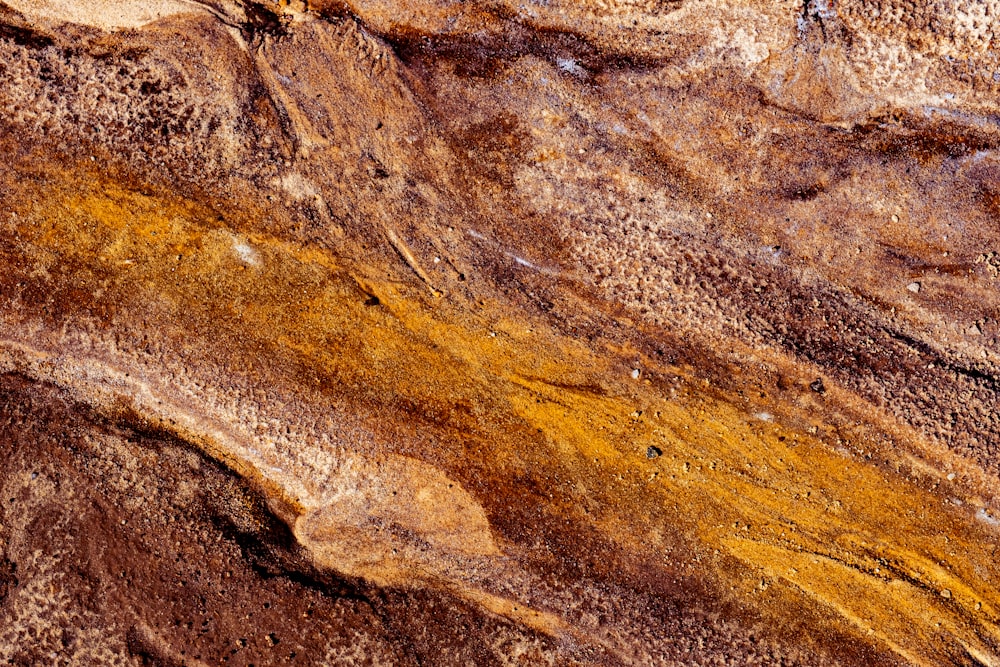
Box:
[232,238,260,266]
[976,508,1000,527]
[947,472,956,481]
[556,58,583,75]
[631,368,641,380]
[907,281,921,293]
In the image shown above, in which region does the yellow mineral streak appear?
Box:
[6,163,1000,663]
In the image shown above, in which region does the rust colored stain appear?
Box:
[1,1,1000,665]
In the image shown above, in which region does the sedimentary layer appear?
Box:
[1,0,999,664]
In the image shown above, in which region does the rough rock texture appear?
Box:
[1,0,999,665]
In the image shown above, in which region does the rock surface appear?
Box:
[1,0,1000,664]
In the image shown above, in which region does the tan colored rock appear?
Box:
[2,0,1000,664]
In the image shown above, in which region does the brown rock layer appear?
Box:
[1,0,999,664]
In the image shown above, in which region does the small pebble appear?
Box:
[631,368,641,379]
[940,589,952,599]
[907,282,921,293]
[947,473,956,481]
[646,446,662,459]
[891,214,899,223]
[809,378,826,394]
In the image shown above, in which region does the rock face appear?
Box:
[1,0,999,664]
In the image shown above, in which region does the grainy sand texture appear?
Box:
[1,0,999,664]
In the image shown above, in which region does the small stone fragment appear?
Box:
[907,282,921,293]
[940,589,952,599]
[809,378,826,394]
[646,446,662,459]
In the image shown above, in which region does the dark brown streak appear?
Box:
[313,5,681,80]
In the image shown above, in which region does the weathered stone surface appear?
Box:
[1,0,999,664]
